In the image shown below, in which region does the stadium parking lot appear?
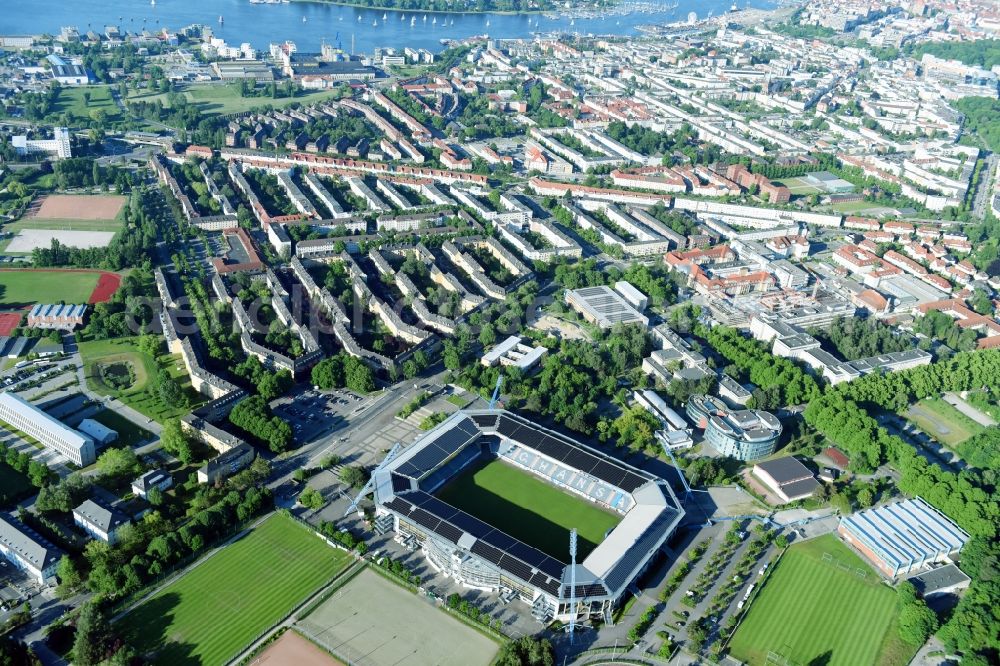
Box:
[272,389,372,444]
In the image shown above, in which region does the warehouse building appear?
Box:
[838,497,969,578]
[564,284,650,329]
[0,392,95,466]
[752,457,820,503]
[0,514,63,585]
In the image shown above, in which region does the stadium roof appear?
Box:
[374,410,683,602]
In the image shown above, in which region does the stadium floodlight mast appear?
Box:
[489,375,505,410]
[655,430,692,503]
[568,528,577,645]
[344,442,403,516]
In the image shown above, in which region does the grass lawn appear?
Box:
[130,83,344,118]
[117,514,351,666]
[905,397,983,448]
[79,337,201,423]
[53,85,120,121]
[0,462,34,508]
[436,458,621,560]
[729,534,914,666]
[4,218,122,232]
[89,409,154,449]
[774,177,824,194]
[0,270,100,308]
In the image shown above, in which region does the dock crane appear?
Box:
[343,442,402,516]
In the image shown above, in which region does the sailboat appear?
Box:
[432,17,437,24]
[302,15,307,22]
[410,16,416,25]
[382,12,387,20]
[218,15,224,23]
[570,18,575,25]
[150,0,155,6]
[485,18,490,27]
[357,14,362,21]
[401,14,405,20]
[422,15,427,22]
[373,19,378,26]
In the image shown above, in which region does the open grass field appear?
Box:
[79,337,201,423]
[53,86,121,122]
[0,462,34,508]
[905,397,983,448]
[729,534,914,666]
[774,177,824,195]
[35,194,126,220]
[0,269,101,308]
[297,568,498,666]
[128,83,343,117]
[436,458,621,560]
[118,514,351,666]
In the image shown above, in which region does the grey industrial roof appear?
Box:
[907,563,970,596]
[755,456,813,485]
[841,498,970,570]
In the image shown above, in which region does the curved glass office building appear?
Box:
[685,394,782,461]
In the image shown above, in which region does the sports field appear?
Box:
[127,83,343,117]
[774,176,824,195]
[35,194,126,220]
[905,397,983,448]
[296,568,498,666]
[729,534,910,666]
[117,514,352,666]
[0,269,101,308]
[436,458,621,560]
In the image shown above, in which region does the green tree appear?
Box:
[898,601,937,645]
[495,636,555,666]
[160,419,195,464]
[56,555,83,597]
[96,447,141,480]
[72,601,110,666]
[339,465,368,489]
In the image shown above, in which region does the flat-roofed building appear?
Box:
[686,394,781,461]
[838,497,969,578]
[73,498,131,545]
[0,514,63,584]
[752,457,820,503]
[480,335,547,372]
[565,285,649,329]
[0,392,95,466]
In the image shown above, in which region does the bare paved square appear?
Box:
[296,569,498,666]
[6,229,116,252]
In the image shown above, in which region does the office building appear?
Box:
[686,394,781,461]
[0,392,95,466]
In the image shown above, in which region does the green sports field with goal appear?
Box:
[117,513,351,666]
[435,458,621,560]
[729,534,915,666]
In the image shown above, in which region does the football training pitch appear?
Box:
[435,458,621,560]
[905,397,983,448]
[297,568,498,666]
[117,514,351,666]
[0,269,101,308]
[729,534,909,666]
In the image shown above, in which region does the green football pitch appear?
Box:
[435,458,622,560]
[729,534,911,666]
[117,514,351,665]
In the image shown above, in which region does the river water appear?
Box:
[7,0,773,54]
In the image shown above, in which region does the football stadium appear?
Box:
[372,409,684,624]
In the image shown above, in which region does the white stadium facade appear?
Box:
[372,409,684,623]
